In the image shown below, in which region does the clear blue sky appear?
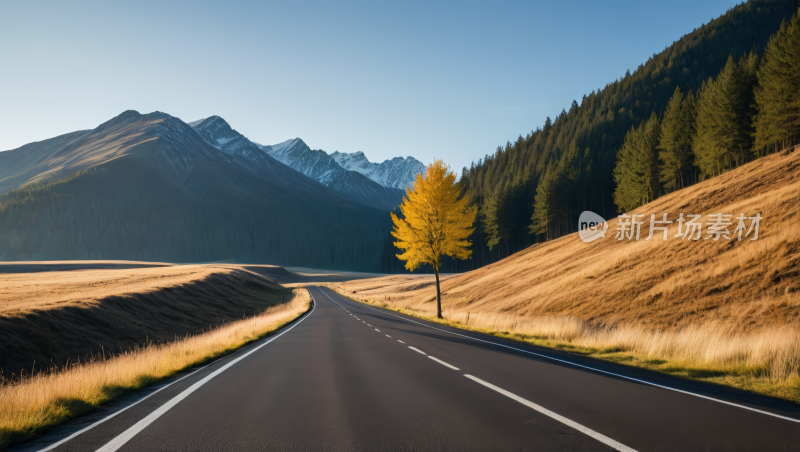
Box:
[1,0,741,173]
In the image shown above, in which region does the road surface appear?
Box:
[34,286,800,451]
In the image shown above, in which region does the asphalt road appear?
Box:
[36,286,800,451]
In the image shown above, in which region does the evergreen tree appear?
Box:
[482,188,501,251]
[754,11,800,155]
[694,54,757,177]
[658,87,697,191]
[613,112,661,212]
[529,163,566,240]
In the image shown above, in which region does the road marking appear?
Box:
[408,346,427,355]
[367,324,372,327]
[375,329,381,332]
[93,294,317,452]
[465,374,635,452]
[321,288,800,425]
[37,368,206,452]
[386,335,392,338]
[397,340,405,344]
[428,356,460,370]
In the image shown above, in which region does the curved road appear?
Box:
[37,286,800,451]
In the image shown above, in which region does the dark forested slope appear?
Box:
[0,111,391,270]
[452,0,797,270]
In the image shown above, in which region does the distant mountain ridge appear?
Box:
[260,138,404,211]
[188,116,424,203]
[191,116,288,175]
[190,118,404,211]
[331,151,425,190]
[0,110,392,270]
[0,110,234,195]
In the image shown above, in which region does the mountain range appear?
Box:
[258,137,405,211]
[0,111,393,270]
[188,116,424,211]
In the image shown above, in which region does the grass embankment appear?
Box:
[0,283,310,449]
[330,147,800,403]
[0,265,290,379]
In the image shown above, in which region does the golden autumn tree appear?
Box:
[391,159,477,319]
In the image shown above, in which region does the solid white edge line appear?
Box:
[320,287,800,424]
[93,292,317,452]
[428,356,460,371]
[465,374,636,452]
[408,346,427,355]
[37,368,206,452]
[41,288,321,451]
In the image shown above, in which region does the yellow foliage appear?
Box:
[391,159,477,272]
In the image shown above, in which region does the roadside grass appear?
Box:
[0,289,311,449]
[334,289,800,404]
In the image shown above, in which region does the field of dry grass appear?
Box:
[0,264,291,379]
[0,288,310,448]
[331,147,800,401]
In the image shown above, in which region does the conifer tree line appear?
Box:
[615,11,799,212]
[434,2,799,273]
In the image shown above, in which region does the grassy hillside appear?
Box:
[449,1,797,271]
[0,264,296,379]
[0,272,310,449]
[333,146,800,400]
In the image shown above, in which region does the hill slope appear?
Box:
[0,264,292,378]
[0,111,391,270]
[453,0,797,271]
[337,146,800,331]
[333,146,800,399]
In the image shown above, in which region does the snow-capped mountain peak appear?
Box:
[264,138,303,158]
[331,151,425,190]
[259,139,405,210]
[190,115,286,174]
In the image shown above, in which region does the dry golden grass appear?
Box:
[433,310,800,379]
[0,264,257,315]
[332,147,800,401]
[0,289,310,448]
[0,264,289,379]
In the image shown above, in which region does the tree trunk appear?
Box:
[434,267,442,319]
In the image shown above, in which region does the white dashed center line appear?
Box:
[325,288,638,452]
[428,356,460,370]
